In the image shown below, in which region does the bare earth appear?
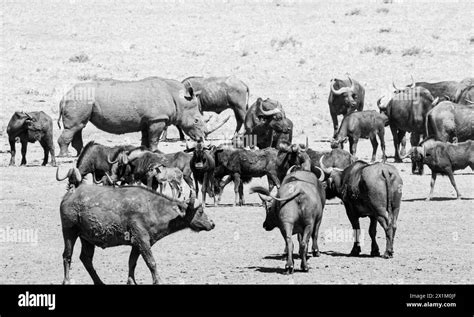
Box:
[0,0,472,284]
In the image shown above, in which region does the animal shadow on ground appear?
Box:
[214,202,262,207]
[246,265,313,275]
[322,251,374,258]
[263,253,305,260]
[403,197,474,202]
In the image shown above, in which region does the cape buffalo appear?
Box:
[7,111,56,166]
[404,138,473,200]
[331,110,388,162]
[57,77,216,157]
[454,77,474,104]
[377,86,439,163]
[251,170,325,274]
[425,101,474,143]
[328,76,365,138]
[244,98,293,149]
[190,141,219,206]
[394,76,459,102]
[321,161,403,258]
[60,185,214,284]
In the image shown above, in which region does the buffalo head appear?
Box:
[256,98,291,133]
[330,76,359,112]
[401,146,425,175]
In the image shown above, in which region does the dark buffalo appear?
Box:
[57,77,214,156]
[244,98,292,149]
[7,111,56,166]
[404,138,473,200]
[321,160,403,258]
[190,141,219,206]
[394,77,459,102]
[250,170,326,274]
[454,77,474,104]
[60,185,214,284]
[425,101,474,143]
[55,167,84,190]
[328,76,365,138]
[331,110,388,162]
[377,86,439,163]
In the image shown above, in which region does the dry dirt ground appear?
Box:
[0,0,472,284]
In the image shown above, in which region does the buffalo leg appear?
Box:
[299,224,313,272]
[349,137,358,157]
[369,216,380,256]
[71,129,84,156]
[379,129,387,163]
[346,205,361,256]
[233,108,246,135]
[177,126,186,141]
[138,242,161,285]
[330,111,338,139]
[141,126,149,148]
[426,172,437,201]
[218,176,233,203]
[79,238,104,285]
[194,177,200,200]
[376,214,393,258]
[268,173,281,190]
[369,134,378,163]
[281,223,295,274]
[8,136,16,166]
[62,230,78,285]
[40,139,56,166]
[183,174,195,197]
[20,139,28,166]
[446,171,462,199]
[239,181,245,205]
[147,121,167,152]
[202,173,208,206]
[233,173,241,206]
[127,246,140,285]
[311,214,322,257]
[391,127,403,162]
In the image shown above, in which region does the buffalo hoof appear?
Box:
[284,266,294,275]
[394,158,403,163]
[300,264,309,272]
[382,251,393,259]
[126,277,137,285]
[349,244,361,256]
[312,250,321,257]
[425,197,431,202]
[370,249,380,257]
[57,152,70,158]
[20,163,26,167]
[8,163,15,167]
[456,195,462,200]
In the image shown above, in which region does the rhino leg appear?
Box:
[58,124,85,157]
[79,238,104,285]
[146,121,166,152]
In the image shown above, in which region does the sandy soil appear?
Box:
[0,0,472,284]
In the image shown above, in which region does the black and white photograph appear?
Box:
[0,0,472,314]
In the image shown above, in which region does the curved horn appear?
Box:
[205,113,231,135]
[257,193,272,203]
[92,172,104,184]
[56,167,71,181]
[347,75,355,90]
[107,153,119,164]
[319,155,333,175]
[410,75,415,88]
[127,149,148,161]
[392,80,399,91]
[314,166,325,182]
[286,165,297,175]
[105,172,114,185]
[258,101,281,116]
[466,99,474,104]
[73,168,82,183]
[24,112,33,120]
[330,79,347,95]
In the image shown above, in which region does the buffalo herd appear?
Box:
[6,74,473,283]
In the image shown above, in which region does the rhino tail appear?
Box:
[381,169,393,214]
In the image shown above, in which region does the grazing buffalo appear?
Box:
[251,170,325,274]
[56,167,84,190]
[244,98,293,149]
[454,77,474,104]
[378,86,439,163]
[7,111,56,166]
[328,76,365,138]
[60,185,214,284]
[425,101,474,143]
[57,77,214,156]
[275,141,312,180]
[394,77,459,102]
[190,141,219,206]
[331,110,388,162]
[321,160,403,258]
[404,138,473,200]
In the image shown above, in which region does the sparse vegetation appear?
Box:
[241,49,249,57]
[376,7,389,14]
[69,53,90,63]
[23,88,39,95]
[470,36,474,44]
[270,36,302,51]
[360,45,392,55]
[345,9,361,16]
[379,27,392,33]
[401,47,421,56]
[77,73,98,81]
[298,58,306,66]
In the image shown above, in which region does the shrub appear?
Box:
[360,45,392,55]
[345,9,361,16]
[69,53,90,63]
